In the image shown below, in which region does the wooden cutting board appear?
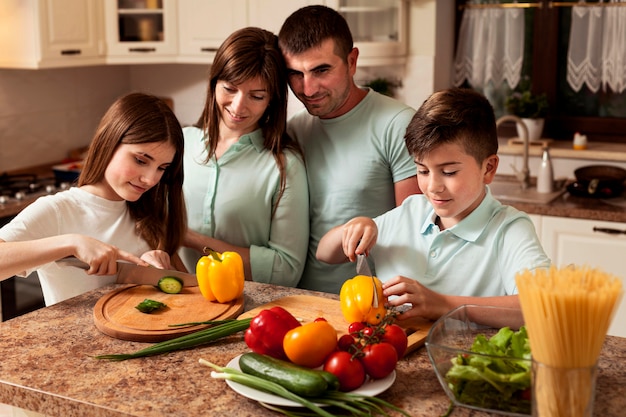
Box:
[93,285,244,342]
[238,295,433,355]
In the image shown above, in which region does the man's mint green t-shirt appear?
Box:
[288,89,416,293]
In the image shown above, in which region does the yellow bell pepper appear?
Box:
[339,275,387,325]
[196,248,244,303]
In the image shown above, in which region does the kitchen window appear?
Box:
[454,0,626,144]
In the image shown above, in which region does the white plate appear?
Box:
[224,354,396,407]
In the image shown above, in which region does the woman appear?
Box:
[0,92,187,306]
[181,27,308,286]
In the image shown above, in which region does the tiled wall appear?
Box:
[0,66,130,172]
[0,60,428,173]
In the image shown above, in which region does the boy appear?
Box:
[316,88,550,321]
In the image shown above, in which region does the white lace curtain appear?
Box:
[567,1,626,93]
[454,3,525,89]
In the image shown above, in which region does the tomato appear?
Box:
[337,334,356,352]
[360,342,398,379]
[283,321,338,368]
[348,322,365,335]
[382,324,408,359]
[314,317,327,322]
[362,326,375,338]
[323,351,366,392]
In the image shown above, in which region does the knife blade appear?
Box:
[356,254,379,308]
[56,257,198,287]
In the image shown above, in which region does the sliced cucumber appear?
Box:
[135,299,167,313]
[158,276,183,294]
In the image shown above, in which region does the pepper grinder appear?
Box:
[536,146,554,193]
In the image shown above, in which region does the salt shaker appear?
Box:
[537,146,554,193]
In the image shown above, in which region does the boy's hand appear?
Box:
[383,276,450,321]
[341,217,378,262]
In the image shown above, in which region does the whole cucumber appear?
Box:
[238,352,338,397]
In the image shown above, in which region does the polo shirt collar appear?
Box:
[419,188,501,242]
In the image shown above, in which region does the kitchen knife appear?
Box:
[356,254,379,308]
[56,257,198,287]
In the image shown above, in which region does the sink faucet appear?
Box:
[496,115,530,190]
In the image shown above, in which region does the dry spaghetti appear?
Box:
[516,265,623,417]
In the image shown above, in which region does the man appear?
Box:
[278,5,421,293]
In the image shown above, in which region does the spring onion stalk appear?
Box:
[199,358,412,417]
[94,318,251,361]
[200,359,335,417]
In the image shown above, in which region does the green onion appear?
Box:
[200,359,335,417]
[199,359,411,417]
[94,318,251,361]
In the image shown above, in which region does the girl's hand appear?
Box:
[341,217,378,262]
[140,250,172,270]
[71,235,147,275]
[382,276,451,321]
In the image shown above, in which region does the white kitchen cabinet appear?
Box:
[176,0,320,64]
[104,0,178,63]
[177,0,246,63]
[0,0,104,69]
[326,0,408,66]
[540,215,626,338]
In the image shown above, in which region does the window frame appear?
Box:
[455,0,626,144]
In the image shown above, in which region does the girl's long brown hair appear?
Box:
[195,27,303,214]
[78,92,186,255]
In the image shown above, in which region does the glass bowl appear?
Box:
[425,305,531,416]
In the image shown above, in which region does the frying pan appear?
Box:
[567,165,626,198]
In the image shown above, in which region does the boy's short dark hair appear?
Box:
[278,5,353,61]
[405,88,498,164]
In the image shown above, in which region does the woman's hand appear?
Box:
[382,276,451,321]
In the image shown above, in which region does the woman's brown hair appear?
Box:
[78,92,186,255]
[195,27,303,214]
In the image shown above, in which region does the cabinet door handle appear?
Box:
[128,47,157,53]
[593,226,626,235]
[61,49,82,56]
[200,48,218,52]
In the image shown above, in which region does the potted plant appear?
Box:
[505,89,549,142]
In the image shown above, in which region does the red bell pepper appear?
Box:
[244,306,301,359]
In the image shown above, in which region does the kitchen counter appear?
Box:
[0,281,625,417]
[498,189,626,223]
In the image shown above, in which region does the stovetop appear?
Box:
[0,172,71,219]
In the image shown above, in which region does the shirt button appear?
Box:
[430,251,436,258]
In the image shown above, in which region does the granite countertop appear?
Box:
[0,281,625,417]
[500,190,626,223]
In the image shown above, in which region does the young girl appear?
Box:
[181,27,309,286]
[0,92,187,306]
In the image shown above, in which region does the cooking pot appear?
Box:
[567,165,626,198]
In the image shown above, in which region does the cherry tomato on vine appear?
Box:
[360,342,398,379]
[348,322,365,335]
[324,351,366,392]
[382,324,408,359]
[337,334,356,352]
[362,326,375,338]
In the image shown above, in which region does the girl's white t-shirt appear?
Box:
[0,187,151,306]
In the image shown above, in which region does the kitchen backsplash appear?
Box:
[0,62,426,173]
[0,66,130,172]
